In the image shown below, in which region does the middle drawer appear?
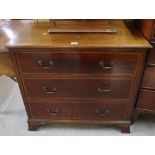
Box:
[22,78,134,100]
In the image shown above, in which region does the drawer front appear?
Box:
[28,101,127,120]
[147,46,155,65]
[22,78,133,100]
[137,89,155,111]
[141,67,155,89]
[16,50,139,75]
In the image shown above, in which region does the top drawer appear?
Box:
[15,50,139,75]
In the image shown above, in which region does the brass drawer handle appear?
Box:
[98,86,111,92]
[38,60,54,69]
[96,109,110,115]
[46,108,60,116]
[43,86,56,94]
[99,60,116,70]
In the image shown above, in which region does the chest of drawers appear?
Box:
[7,20,151,133]
[10,48,147,133]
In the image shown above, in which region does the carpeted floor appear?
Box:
[0,76,155,136]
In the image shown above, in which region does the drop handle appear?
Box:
[46,108,60,116]
[98,86,111,92]
[96,109,110,115]
[99,60,116,70]
[38,60,54,68]
[43,86,56,94]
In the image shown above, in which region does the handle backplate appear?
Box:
[96,109,110,115]
[43,86,56,94]
[99,60,116,70]
[46,108,60,116]
[38,60,54,69]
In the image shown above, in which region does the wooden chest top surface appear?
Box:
[0,20,151,49]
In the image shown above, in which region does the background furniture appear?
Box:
[134,20,155,117]
[0,52,15,77]
[0,19,24,78]
[6,20,151,133]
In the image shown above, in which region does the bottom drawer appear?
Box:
[137,89,155,111]
[28,101,127,120]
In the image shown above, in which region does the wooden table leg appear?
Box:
[119,124,130,133]
[28,120,39,131]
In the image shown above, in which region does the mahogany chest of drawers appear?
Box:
[6,20,151,133]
